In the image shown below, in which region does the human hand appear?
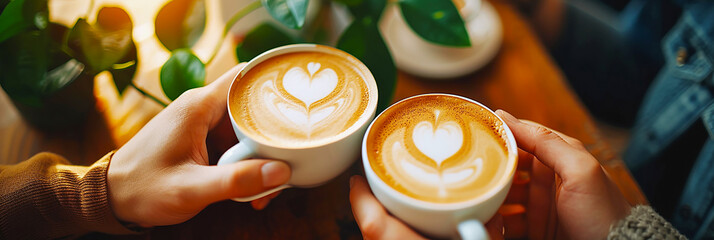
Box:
[107,63,291,227]
[495,110,631,239]
[349,175,505,240]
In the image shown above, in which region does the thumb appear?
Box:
[185,160,291,205]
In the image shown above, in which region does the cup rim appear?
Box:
[227,44,379,149]
[361,93,518,210]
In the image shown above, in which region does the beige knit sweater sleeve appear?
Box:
[609,205,688,240]
[0,152,138,239]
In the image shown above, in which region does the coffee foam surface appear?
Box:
[366,95,508,204]
[231,52,370,148]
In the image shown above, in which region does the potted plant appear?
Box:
[154,0,473,111]
[0,0,470,131]
[0,0,137,130]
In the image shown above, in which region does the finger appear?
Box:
[184,159,291,206]
[495,110,598,180]
[206,63,247,91]
[485,213,505,240]
[251,190,282,210]
[204,63,247,129]
[520,120,588,152]
[349,176,426,240]
[527,157,556,240]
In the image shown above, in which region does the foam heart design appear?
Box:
[400,159,440,184]
[412,121,463,166]
[276,102,335,128]
[283,62,338,107]
[307,62,320,76]
[401,159,479,185]
[443,158,483,184]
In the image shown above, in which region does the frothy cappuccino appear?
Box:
[366,95,509,204]
[230,49,374,148]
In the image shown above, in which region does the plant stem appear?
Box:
[85,0,95,18]
[205,0,263,64]
[130,82,169,107]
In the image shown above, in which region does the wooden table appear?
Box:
[0,1,646,239]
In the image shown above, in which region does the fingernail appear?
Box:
[496,109,519,124]
[261,162,290,188]
[349,176,356,188]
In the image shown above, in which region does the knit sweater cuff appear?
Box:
[0,151,140,239]
[76,151,141,234]
[608,205,687,239]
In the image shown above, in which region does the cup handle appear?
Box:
[217,142,292,202]
[458,219,489,240]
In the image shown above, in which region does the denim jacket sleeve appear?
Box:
[551,0,714,238]
[622,1,714,238]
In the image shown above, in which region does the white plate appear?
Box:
[380,0,502,79]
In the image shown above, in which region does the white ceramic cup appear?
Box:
[361,94,518,239]
[218,44,378,202]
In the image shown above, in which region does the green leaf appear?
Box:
[261,0,308,29]
[97,6,137,95]
[331,0,362,6]
[155,0,206,51]
[235,22,296,62]
[47,23,71,69]
[0,28,86,107]
[398,0,470,47]
[96,5,133,31]
[43,23,86,96]
[337,17,396,112]
[0,29,49,106]
[0,0,49,43]
[0,0,27,43]
[160,48,205,100]
[38,59,85,95]
[345,0,385,20]
[67,7,134,73]
[109,39,137,95]
[1,0,10,11]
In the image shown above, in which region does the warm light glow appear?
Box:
[49,0,240,145]
[133,23,154,42]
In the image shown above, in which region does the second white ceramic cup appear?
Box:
[361,94,518,239]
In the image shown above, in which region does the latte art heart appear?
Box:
[283,62,338,107]
[412,119,463,166]
[231,51,371,147]
[366,95,509,204]
[399,110,483,197]
[278,62,343,137]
